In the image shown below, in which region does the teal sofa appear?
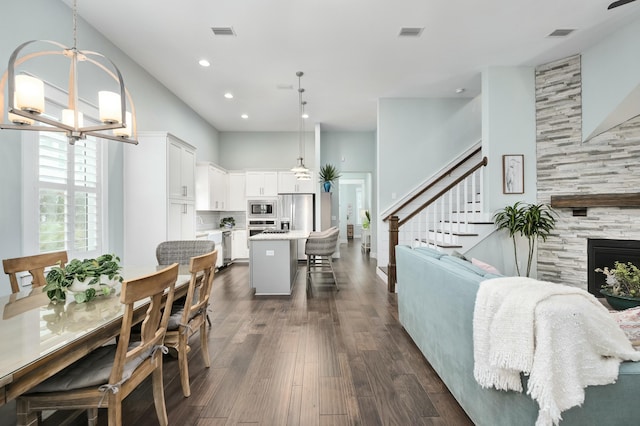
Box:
[396,245,640,426]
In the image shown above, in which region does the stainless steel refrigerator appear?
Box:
[278,193,315,260]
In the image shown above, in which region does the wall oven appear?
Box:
[247,200,277,219]
[248,219,278,237]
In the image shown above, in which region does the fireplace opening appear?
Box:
[587,239,640,296]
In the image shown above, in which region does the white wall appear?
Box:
[582,19,640,141]
[219,131,315,171]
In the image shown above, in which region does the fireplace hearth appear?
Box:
[587,239,640,296]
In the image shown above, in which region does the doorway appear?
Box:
[338,172,372,244]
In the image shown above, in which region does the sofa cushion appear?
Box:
[440,255,488,277]
[413,246,445,259]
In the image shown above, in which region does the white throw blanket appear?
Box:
[473,277,640,426]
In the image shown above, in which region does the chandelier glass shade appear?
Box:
[0,0,138,145]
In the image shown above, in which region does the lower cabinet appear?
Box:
[232,229,249,259]
[168,200,196,240]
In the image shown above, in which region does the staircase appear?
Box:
[383,144,491,291]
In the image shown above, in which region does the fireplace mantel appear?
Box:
[550,193,640,216]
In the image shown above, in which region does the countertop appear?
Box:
[248,230,310,241]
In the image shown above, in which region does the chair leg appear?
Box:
[153,360,169,425]
[178,336,191,397]
[107,394,123,426]
[201,322,211,368]
[16,399,38,426]
[328,257,339,291]
[87,408,99,426]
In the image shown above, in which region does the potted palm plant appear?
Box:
[493,202,556,277]
[318,164,341,192]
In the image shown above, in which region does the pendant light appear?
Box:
[0,0,138,145]
[291,71,310,179]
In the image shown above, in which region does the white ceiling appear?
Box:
[64,0,640,132]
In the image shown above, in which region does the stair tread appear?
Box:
[416,239,463,249]
[429,229,478,237]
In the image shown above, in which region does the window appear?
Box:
[22,84,108,260]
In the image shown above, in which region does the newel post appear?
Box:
[388,215,399,293]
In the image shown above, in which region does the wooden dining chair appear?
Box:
[16,263,179,426]
[3,251,68,293]
[164,250,217,397]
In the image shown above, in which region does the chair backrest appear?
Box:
[156,240,216,265]
[2,251,68,293]
[110,263,179,385]
[182,250,217,325]
[305,228,340,256]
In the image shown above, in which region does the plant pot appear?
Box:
[68,276,118,294]
[323,181,331,192]
[600,289,640,311]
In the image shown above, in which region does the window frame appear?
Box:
[21,81,109,260]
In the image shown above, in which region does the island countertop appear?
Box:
[248,230,310,241]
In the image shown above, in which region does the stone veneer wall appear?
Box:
[536,54,640,289]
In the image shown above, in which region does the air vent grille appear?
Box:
[399,27,424,37]
[211,27,236,36]
[547,29,575,37]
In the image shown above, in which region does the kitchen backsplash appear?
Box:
[196,211,247,231]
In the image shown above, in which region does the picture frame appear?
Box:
[502,154,524,194]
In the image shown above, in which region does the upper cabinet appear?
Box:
[277,171,315,194]
[196,163,228,211]
[246,171,278,197]
[228,172,246,211]
[168,138,196,200]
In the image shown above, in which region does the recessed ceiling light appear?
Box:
[198,59,210,67]
[224,92,234,99]
[455,88,466,94]
[399,27,424,37]
[241,114,248,119]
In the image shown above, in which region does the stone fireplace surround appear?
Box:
[535,54,640,290]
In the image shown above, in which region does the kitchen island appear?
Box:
[248,230,309,295]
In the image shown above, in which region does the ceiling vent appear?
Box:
[399,27,424,37]
[547,29,575,37]
[211,27,236,36]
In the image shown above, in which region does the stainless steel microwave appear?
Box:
[247,200,277,218]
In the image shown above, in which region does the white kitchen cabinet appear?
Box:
[123,131,196,266]
[232,229,249,259]
[246,171,278,197]
[278,171,315,193]
[228,172,246,211]
[168,138,196,200]
[196,163,228,211]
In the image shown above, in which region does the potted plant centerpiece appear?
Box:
[596,261,640,310]
[44,253,123,303]
[493,201,556,277]
[319,163,341,192]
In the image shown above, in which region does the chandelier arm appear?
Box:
[1,47,66,121]
[85,130,138,145]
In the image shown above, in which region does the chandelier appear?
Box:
[0,0,138,145]
[291,71,311,180]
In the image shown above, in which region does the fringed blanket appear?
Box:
[473,277,640,426]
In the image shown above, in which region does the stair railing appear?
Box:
[384,154,488,292]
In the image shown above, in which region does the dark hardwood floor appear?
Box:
[3,239,473,426]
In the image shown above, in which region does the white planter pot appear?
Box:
[68,276,118,293]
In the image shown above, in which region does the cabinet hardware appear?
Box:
[182,185,188,197]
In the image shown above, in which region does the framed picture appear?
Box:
[503,154,524,194]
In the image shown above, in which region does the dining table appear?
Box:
[0,265,192,407]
